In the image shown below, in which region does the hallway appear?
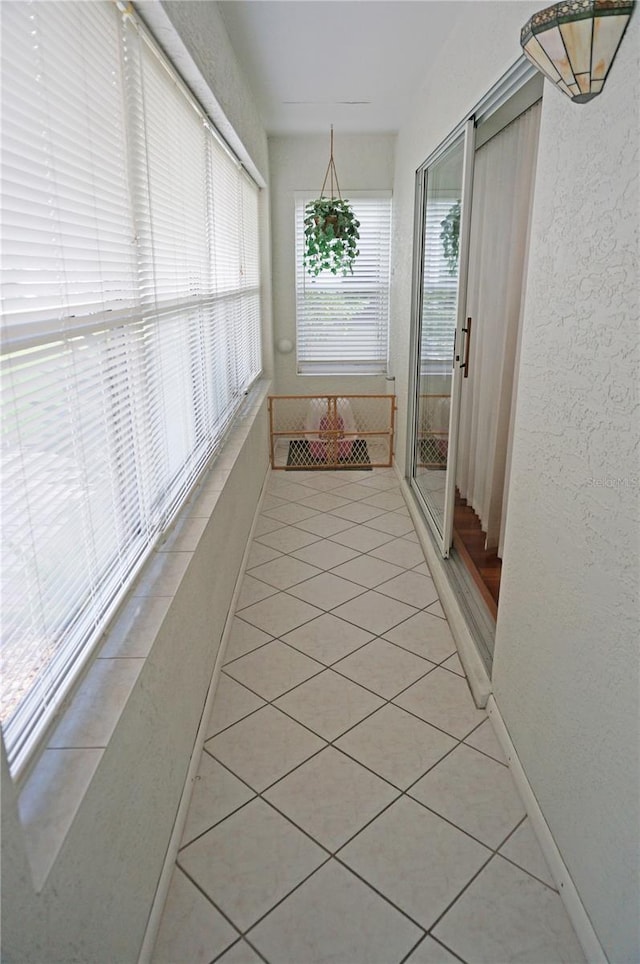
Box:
[151,466,585,964]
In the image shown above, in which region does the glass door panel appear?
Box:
[411,122,474,553]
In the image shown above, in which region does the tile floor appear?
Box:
[151,467,586,964]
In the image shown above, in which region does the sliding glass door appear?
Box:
[409,120,475,555]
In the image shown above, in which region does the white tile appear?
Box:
[334,638,431,699]
[261,494,286,510]
[206,705,325,791]
[247,555,322,590]
[290,538,360,570]
[411,562,431,576]
[370,538,426,568]
[235,574,278,610]
[205,674,266,737]
[275,669,384,740]
[340,796,490,929]
[224,640,323,701]
[464,718,508,765]
[499,819,556,888]
[249,860,422,964]
[336,704,456,790]
[426,599,446,619]
[100,596,172,658]
[331,482,382,501]
[409,744,526,849]
[377,570,439,609]
[266,479,313,501]
[402,531,420,544]
[329,525,395,553]
[216,940,263,964]
[253,515,285,537]
[364,512,416,536]
[394,667,486,739]
[151,866,237,964]
[180,753,255,847]
[331,591,418,636]
[384,611,457,663]
[287,572,366,610]
[298,492,352,512]
[255,525,320,553]
[362,490,406,511]
[405,936,461,963]
[265,747,398,852]
[292,513,356,537]
[238,592,323,638]
[49,658,144,748]
[262,502,320,524]
[358,473,400,491]
[297,473,354,491]
[223,618,273,665]
[330,554,405,589]
[442,652,465,677]
[245,541,283,569]
[329,501,387,523]
[179,799,326,932]
[433,856,585,963]
[281,613,374,666]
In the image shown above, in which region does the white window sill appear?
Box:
[15,380,271,892]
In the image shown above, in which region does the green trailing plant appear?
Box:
[304,126,360,277]
[440,200,461,275]
[304,197,360,276]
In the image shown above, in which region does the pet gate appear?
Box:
[416,394,450,468]
[269,395,396,470]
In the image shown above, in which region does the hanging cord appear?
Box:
[319,125,342,201]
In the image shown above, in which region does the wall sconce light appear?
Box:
[520,0,635,103]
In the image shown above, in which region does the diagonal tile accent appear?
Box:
[329,501,388,524]
[408,744,526,849]
[330,554,405,589]
[290,538,360,570]
[235,575,278,610]
[362,490,406,511]
[334,638,432,698]
[432,856,586,963]
[331,591,418,636]
[216,939,263,963]
[364,511,416,536]
[264,747,399,852]
[206,705,325,792]
[339,796,490,930]
[248,860,423,964]
[179,799,326,933]
[245,541,283,569]
[223,640,323,702]
[151,866,238,964]
[463,719,508,765]
[376,570,439,609]
[246,555,322,590]
[255,526,321,554]
[180,754,255,847]
[253,516,286,537]
[330,482,380,501]
[238,592,323,638]
[499,819,556,888]
[205,674,266,737]
[405,936,462,963]
[329,525,396,553]
[394,668,486,739]
[291,513,356,537]
[287,572,367,610]
[261,502,320,524]
[370,537,427,568]
[336,703,456,790]
[298,492,352,513]
[275,669,384,740]
[223,618,273,665]
[281,614,374,666]
[383,610,457,664]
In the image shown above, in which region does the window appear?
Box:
[295,192,392,374]
[0,1,262,775]
[421,194,461,368]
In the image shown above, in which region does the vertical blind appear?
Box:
[0,0,262,774]
[421,194,461,365]
[295,192,391,374]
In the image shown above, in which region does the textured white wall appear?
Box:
[269,133,396,396]
[391,4,638,961]
[493,15,640,963]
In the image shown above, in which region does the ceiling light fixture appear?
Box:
[520,0,635,102]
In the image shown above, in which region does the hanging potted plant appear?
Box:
[440,199,461,275]
[304,127,360,277]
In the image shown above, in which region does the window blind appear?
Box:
[421,195,460,366]
[295,193,391,375]
[0,0,262,775]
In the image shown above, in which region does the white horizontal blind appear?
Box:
[421,195,460,365]
[0,0,262,774]
[295,193,391,374]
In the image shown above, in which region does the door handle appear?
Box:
[461,317,472,378]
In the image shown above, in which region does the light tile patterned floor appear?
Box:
[151,468,586,964]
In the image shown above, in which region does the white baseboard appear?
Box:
[487,696,608,964]
[137,468,272,964]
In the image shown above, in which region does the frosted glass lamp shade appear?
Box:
[520,0,635,103]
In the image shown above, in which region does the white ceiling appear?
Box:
[217,1,465,134]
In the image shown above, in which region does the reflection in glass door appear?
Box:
[410,121,474,554]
